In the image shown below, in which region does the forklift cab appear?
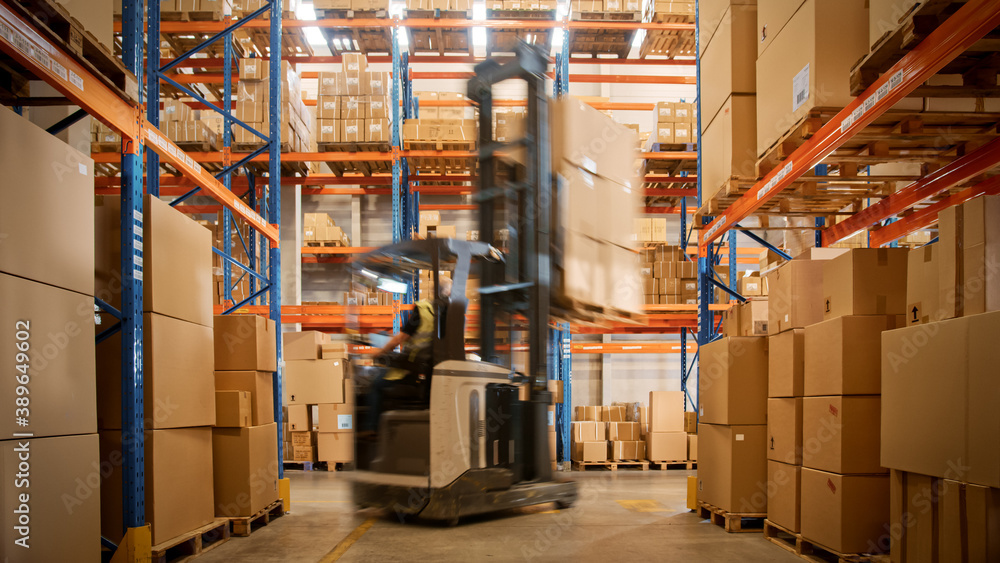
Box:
[350,238,577,523]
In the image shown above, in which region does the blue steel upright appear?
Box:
[121,0,145,532]
[147,0,160,198]
[268,0,285,477]
[391,25,403,333]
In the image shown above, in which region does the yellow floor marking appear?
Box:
[615,499,668,513]
[318,517,377,562]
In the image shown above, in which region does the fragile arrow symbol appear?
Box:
[911,306,919,323]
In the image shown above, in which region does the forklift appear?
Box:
[350,44,578,524]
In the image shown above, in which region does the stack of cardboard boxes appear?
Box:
[161,99,219,149]
[316,54,391,145]
[571,0,641,14]
[722,280,769,339]
[212,315,280,518]
[697,332,768,515]
[572,404,641,463]
[651,101,695,145]
[235,59,312,151]
[646,391,688,462]
[486,0,557,10]
[551,97,643,317]
[282,332,354,464]
[636,244,698,305]
[492,106,525,142]
[95,193,218,547]
[213,211,263,307]
[161,0,231,19]
[406,0,471,12]
[796,247,908,554]
[698,0,756,204]
[304,212,351,246]
[881,194,1000,562]
[314,0,388,11]
[0,106,101,560]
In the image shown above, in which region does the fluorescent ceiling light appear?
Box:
[378,278,408,294]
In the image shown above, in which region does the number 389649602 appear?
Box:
[14,320,30,415]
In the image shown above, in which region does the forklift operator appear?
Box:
[362,277,452,434]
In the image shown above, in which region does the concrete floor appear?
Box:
[195,469,802,562]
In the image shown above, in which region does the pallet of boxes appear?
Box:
[316,53,392,169]
[639,0,695,58]
[646,391,692,470]
[878,195,1000,562]
[417,210,456,239]
[648,101,695,147]
[404,92,477,174]
[95,193,227,551]
[484,0,558,56]
[213,315,282,533]
[304,212,351,247]
[234,59,312,161]
[571,405,647,470]
[0,106,102,560]
[757,245,907,559]
[160,98,219,151]
[566,0,643,60]
[633,243,698,306]
[213,211,264,307]
[282,332,355,469]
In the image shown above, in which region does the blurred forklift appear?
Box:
[350,44,578,525]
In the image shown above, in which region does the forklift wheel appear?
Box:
[556,500,574,510]
[447,517,460,527]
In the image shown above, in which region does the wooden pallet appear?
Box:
[649,460,696,470]
[315,9,392,55]
[851,0,998,98]
[405,9,474,56]
[229,499,285,537]
[642,142,698,177]
[697,501,765,533]
[4,0,138,102]
[317,141,393,175]
[639,12,696,59]
[485,9,555,56]
[573,459,649,471]
[566,11,641,58]
[151,519,230,563]
[305,240,347,247]
[765,521,889,563]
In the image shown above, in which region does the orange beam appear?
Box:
[301,246,376,255]
[570,342,698,354]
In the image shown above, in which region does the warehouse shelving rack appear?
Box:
[0,0,286,556]
[693,0,1000,408]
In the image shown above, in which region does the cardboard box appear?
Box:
[881,311,1000,487]
[572,441,608,462]
[369,96,390,119]
[574,406,602,422]
[341,119,364,142]
[800,468,889,555]
[317,432,354,462]
[288,444,314,462]
[739,299,769,336]
[341,96,368,119]
[961,195,1000,316]
[609,441,643,461]
[684,411,698,434]
[213,314,277,371]
[673,122,693,143]
[342,53,367,73]
[318,403,354,432]
[318,118,343,143]
[766,260,825,334]
[97,313,216,429]
[756,0,870,157]
[804,315,903,396]
[215,390,251,427]
[143,195,215,327]
[654,123,674,144]
[601,405,625,422]
[100,428,215,546]
[755,0,805,57]
[551,96,640,192]
[768,461,802,533]
[0,274,96,439]
[802,395,884,475]
[317,96,340,120]
[698,424,768,513]
[938,479,1000,562]
[289,431,314,446]
[649,391,685,432]
[646,432,687,461]
[768,398,803,465]
[655,101,674,123]
[321,342,348,360]
[1,106,94,296]
[906,244,940,326]
[286,404,309,431]
[698,337,768,425]
[282,331,326,360]
[739,274,764,297]
[688,434,698,461]
[284,360,345,405]
[822,248,909,319]
[318,72,341,96]
[215,371,273,426]
[0,434,101,561]
[699,5,757,129]
[768,328,804,397]
[698,0,755,48]
[212,423,279,517]
[607,421,641,441]
[368,118,390,142]
[572,421,603,442]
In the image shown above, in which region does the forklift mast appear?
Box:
[468,43,553,482]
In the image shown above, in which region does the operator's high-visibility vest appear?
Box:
[385,299,435,381]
